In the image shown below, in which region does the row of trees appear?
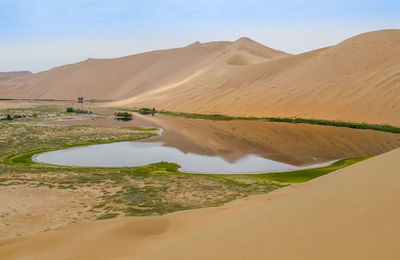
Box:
[66,107,92,114]
[138,107,157,116]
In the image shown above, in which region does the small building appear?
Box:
[77,97,84,103]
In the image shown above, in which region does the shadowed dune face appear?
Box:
[46,114,400,166]
[115,30,400,125]
[1,30,399,125]
[0,37,288,101]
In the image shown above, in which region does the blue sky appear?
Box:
[0,0,399,72]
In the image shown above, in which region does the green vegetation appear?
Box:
[210,157,370,187]
[0,98,73,102]
[0,105,372,221]
[115,112,133,121]
[97,213,119,220]
[1,113,30,120]
[160,111,400,134]
[85,99,113,103]
[66,107,92,114]
[138,107,157,116]
[3,114,13,120]
[0,106,277,219]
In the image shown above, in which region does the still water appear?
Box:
[32,141,331,174]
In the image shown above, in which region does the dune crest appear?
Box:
[1,30,400,125]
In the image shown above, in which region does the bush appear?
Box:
[115,112,133,121]
[66,107,92,114]
[138,107,156,116]
[115,112,132,118]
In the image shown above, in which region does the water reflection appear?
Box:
[32,141,331,174]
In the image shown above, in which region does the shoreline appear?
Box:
[2,147,399,259]
[157,111,400,134]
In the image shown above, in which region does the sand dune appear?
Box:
[0,190,293,260]
[0,37,288,101]
[114,30,400,125]
[0,71,32,80]
[140,147,400,260]
[1,147,399,259]
[1,30,399,125]
[1,30,399,259]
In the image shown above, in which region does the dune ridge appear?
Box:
[1,30,399,125]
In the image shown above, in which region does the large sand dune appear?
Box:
[1,147,399,259]
[1,30,399,125]
[0,37,288,100]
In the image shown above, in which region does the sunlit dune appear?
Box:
[1,30,399,125]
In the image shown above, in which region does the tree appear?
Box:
[138,107,156,115]
[115,112,133,121]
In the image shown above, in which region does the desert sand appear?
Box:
[1,30,400,125]
[1,147,399,259]
[1,29,400,259]
[0,185,98,240]
[0,101,37,109]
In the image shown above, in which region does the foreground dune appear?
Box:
[1,147,399,259]
[141,147,400,260]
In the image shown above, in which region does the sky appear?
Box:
[0,0,399,72]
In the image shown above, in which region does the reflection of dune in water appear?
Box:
[42,113,400,166]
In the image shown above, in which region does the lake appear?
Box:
[37,113,400,173]
[32,141,333,174]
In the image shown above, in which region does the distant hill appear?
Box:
[0,71,32,80]
[1,30,400,125]
[0,38,288,100]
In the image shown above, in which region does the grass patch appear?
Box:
[160,111,400,134]
[0,105,375,220]
[211,157,370,186]
[97,213,119,220]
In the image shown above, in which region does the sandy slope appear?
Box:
[0,37,288,101]
[0,71,32,81]
[1,147,400,259]
[1,30,399,125]
[115,30,400,125]
[0,185,98,240]
[0,190,295,260]
[140,147,400,260]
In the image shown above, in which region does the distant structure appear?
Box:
[77,97,84,103]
